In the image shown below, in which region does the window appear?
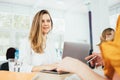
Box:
[0,12,30,56]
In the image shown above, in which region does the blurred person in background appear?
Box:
[0,47,16,70]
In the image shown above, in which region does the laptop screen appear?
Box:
[62,42,90,64]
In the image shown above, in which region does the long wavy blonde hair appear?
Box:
[29,10,53,53]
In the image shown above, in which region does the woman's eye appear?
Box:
[42,20,50,23]
[47,20,50,22]
[42,20,45,23]
[107,33,111,35]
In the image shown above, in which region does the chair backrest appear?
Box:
[0,62,9,71]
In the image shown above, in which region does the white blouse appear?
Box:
[19,34,60,72]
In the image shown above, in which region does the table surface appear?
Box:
[0,71,36,80]
[0,71,72,80]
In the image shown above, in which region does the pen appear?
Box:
[87,56,97,63]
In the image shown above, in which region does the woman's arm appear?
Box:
[32,63,58,72]
[19,39,32,64]
[57,57,108,80]
[19,39,33,72]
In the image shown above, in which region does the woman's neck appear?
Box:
[42,35,47,49]
[43,34,47,40]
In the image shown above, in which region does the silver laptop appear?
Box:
[62,42,90,64]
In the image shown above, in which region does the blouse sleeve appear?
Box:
[19,39,33,72]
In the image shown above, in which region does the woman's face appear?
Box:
[106,30,114,41]
[41,14,52,35]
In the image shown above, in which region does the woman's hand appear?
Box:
[85,53,104,68]
[44,63,58,70]
[32,63,58,72]
[56,57,81,74]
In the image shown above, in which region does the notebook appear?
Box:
[40,69,69,74]
[62,42,90,64]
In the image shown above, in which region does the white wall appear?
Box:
[64,12,89,43]
[0,0,118,54]
[91,0,110,52]
[0,3,31,15]
[63,0,116,53]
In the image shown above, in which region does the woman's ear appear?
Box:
[106,35,113,41]
[100,36,104,41]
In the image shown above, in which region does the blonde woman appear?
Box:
[19,10,59,72]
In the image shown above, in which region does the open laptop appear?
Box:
[62,42,90,64]
[40,42,90,74]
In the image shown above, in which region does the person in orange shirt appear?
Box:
[57,15,120,80]
[85,27,115,68]
[100,15,120,79]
